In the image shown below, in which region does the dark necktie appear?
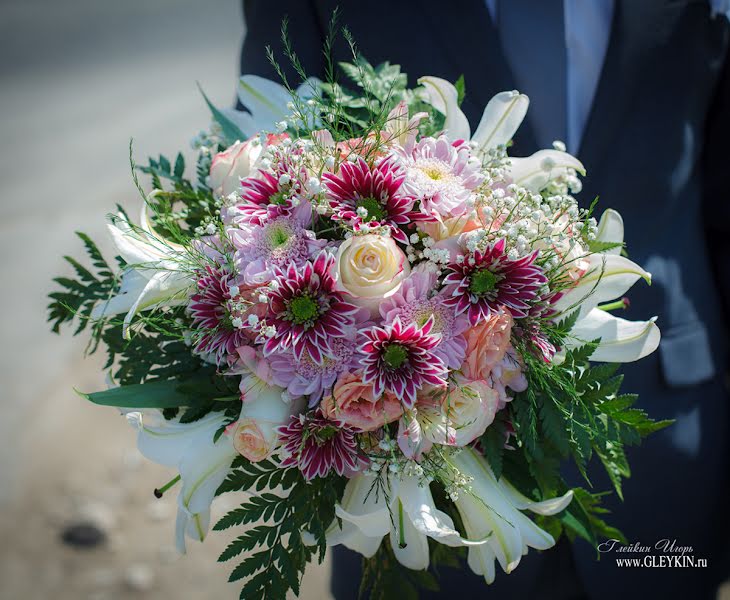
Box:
[498,0,567,148]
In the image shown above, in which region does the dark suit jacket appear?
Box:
[239,2,730,598]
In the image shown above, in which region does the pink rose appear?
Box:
[461,311,513,381]
[233,419,274,462]
[321,372,404,432]
[209,139,263,197]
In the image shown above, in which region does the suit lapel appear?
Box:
[578,0,681,176]
[419,0,539,151]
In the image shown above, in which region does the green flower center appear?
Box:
[289,295,319,324]
[268,225,290,248]
[270,191,289,206]
[356,196,386,222]
[383,344,408,369]
[469,269,499,296]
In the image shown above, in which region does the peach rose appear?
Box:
[321,372,403,432]
[233,376,301,462]
[461,311,513,381]
[335,234,410,313]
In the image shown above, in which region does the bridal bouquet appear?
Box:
[49,33,668,599]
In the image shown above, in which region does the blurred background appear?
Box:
[0,1,330,598]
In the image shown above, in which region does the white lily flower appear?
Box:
[91,202,193,338]
[507,149,586,193]
[418,77,529,154]
[552,209,660,363]
[325,472,487,570]
[417,77,587,191]
[126,409,236,554]
[451,448,573,584]
[221,76,320,138]
[594,208,624,255]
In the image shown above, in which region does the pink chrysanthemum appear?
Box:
[262,251,361,363]
[228,204,325,285]
[189,266,261,363]
[379,270,469,369]
[322,157,416,244]
[443,239,547,325]
[359,316,447,408]
[278,411,366,480]
[269,337,358,406]
[396,136,484,218]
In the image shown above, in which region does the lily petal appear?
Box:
[509,149,585,193]
[389,501,430,570]
[553,253,651,318]
[237,75,292,131]
[568,308,661,363]
[595,209,624,255]
[418,76,471,140]
[471,91,529,152]
[497,480,573,516]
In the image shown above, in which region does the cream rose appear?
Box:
[233,375,301,462]
[335,234,410,312]
[420,380,500,446]
[209,139,263,197]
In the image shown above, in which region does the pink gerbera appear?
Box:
[277,411,366,480]
[443,238,547,325]
[188,266,262,363]
[262,251,361,363]
[322,156,415,243]
[359,316,447,408]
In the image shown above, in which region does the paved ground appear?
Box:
[0,1,331,598]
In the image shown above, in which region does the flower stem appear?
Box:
[154,474,181,498]
[597,297,630,312]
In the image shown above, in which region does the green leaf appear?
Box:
[78,379,207,408]
[197,82,246,144]
[454,74,466,106]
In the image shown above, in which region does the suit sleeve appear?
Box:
[702,31,730,338]
[239,0,326,89]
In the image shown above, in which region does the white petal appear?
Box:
[418,76,471,140]
[389,501,430,570]
[497,480,574,516]
[397,475,486,547]
[132,410,228,467]
[509,149,585,193]
[335,504,390,538]
[326,520,383,558]
[568,308,661,363]
[121,270,190,339]
[471,91,529,152]
[178,434,236,515]
[219,107,257,138]
[553,253,651,318]
[468,543,497,584]
[237,75,291,130]
[595,209,624,255]
[90,269,148,320]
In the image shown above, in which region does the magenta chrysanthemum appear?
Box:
[443,239,547,325]
[188,266,254,363]
[277,411,365,480]
[262,251,361,363]
[359,316,447,408]
[322,157,415,244]
[379,270,469,369]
